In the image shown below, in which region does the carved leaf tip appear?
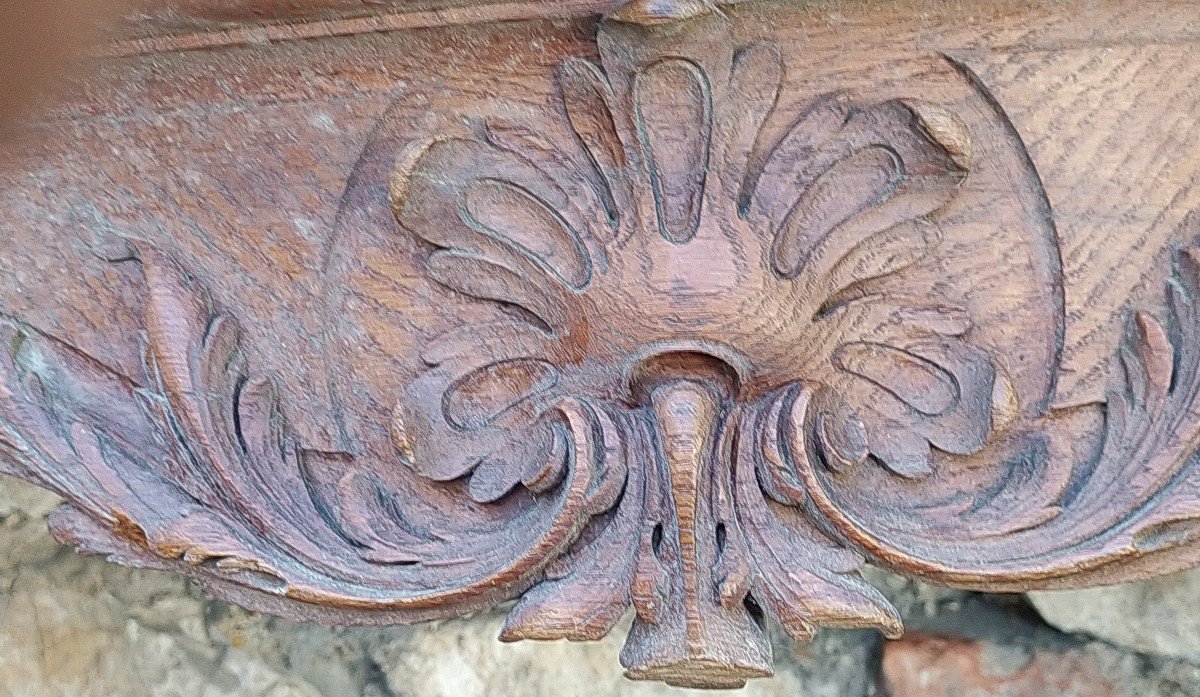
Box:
[901,99,973,171]
[388,137,443,224]
[1131,310,1173,396]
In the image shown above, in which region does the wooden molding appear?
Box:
[5,0,1200,689]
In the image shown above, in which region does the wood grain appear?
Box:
[5,0,1200,688]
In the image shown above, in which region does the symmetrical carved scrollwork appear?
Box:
[5,4,1200,690]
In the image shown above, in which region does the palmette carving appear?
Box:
[6,5,1200,690]
[381,10,1042,684]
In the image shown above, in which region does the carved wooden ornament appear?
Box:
[7,4,1200,690]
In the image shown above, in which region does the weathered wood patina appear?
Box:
[4,0,1200,688]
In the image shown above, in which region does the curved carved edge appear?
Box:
[807,246,1200,592]
[368,11,1061,688]
[11,238,1200,686]
[0,241,617,619]
[5,7,1200,691]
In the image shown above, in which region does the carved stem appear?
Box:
[620,378,771,689]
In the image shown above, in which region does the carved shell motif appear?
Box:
[378,9,1058,686]
[9,6,1200,692]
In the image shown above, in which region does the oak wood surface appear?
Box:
[4,0,1200,688]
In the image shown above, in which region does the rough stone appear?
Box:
[883,633,1121,697]
[871,569,1200,697]
[882,633,1200,697]
[1029,574,1200,663]
[0,478,371,697]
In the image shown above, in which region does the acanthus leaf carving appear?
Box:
[800,248,1200,589]
[0,239,613,624]
[5,5,1200,691]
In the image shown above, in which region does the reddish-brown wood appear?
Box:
[106,0,640,56]
[6,0,1200,689]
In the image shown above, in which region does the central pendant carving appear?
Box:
[378,8,1058,686]
[628,373,769,687]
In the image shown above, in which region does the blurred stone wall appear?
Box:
[3,476,1200,697]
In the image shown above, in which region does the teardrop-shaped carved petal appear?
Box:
[426,249,568,331]
[392,137,597,314]
[773,146,902,278]
[444,358,560,430]
[557,57,630,223]
[634,58,712,243]
[720,43,781,204]
[464,178,592,289]
[740,94,853,221]
[833,342,958,416]
[816,221,940,314]
[484,121,618,242]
